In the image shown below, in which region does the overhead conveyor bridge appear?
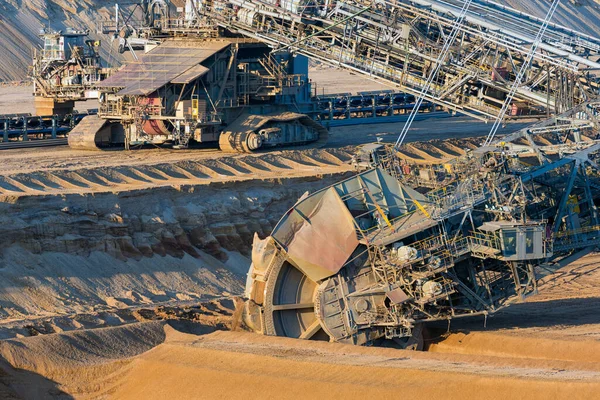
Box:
[197,0,600,120]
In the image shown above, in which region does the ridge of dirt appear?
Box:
[0,147,354,198]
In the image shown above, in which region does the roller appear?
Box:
[219,112,328,153]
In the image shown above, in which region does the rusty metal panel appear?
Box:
[171,64,209,84]
[386,288,411,304]
[98,40,230,95]
[273,187,359,281]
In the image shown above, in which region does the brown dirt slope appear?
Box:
[0,0,125,82]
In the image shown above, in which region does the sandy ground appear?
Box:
[0,249,598,399]
[327,114,532,146]
[0,85,98,116]
[0,87,35,115]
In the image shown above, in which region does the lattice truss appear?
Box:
[198,0,600,120]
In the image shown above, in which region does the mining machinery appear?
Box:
[229,0,600,346]
[100,0,218,53]
[244,102,600,347]
[63,0,600,346]
[50,0,600,345]
[69,2,331,151]
[69,0,436,151]
[198,0,600,119]
[112,0,600,121]
[31,29,110,116]
[32,0,600,151]
[68,37,330,151]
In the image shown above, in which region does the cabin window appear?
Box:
[502,230,517,257]
[525,229,535,254]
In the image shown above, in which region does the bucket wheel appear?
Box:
[263,261,329,341]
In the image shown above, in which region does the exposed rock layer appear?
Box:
[0,174,348,320]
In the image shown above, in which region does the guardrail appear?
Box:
[0,110,96,143]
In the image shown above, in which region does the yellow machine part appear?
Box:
[567,194,581,213]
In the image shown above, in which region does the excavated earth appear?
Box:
[1,0,599,393]
[0,140,599,399]
[1,256,600,400]
[0,146,361,331]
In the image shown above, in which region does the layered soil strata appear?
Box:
[0,173,352,322]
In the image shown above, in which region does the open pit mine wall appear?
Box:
[0,174,349,318]
[0,175,349,260]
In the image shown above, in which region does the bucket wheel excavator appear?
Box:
[244,117,600,346]
[237,0,600,346]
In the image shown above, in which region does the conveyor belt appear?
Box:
[211,0,600,121]
[0,111,97,146]
[0,138,68,150]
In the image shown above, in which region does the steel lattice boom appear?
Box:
[193,0,600,120]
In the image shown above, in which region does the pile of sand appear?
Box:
[0,147,353,197]
[2,322,600,399]
[0,321,169,398]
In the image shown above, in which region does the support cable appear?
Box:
[276,6,372,53]
[394,0,473,149]
[483,0,561,146]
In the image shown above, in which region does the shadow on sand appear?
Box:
[0,361,74,399]
[424,296,600,346]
